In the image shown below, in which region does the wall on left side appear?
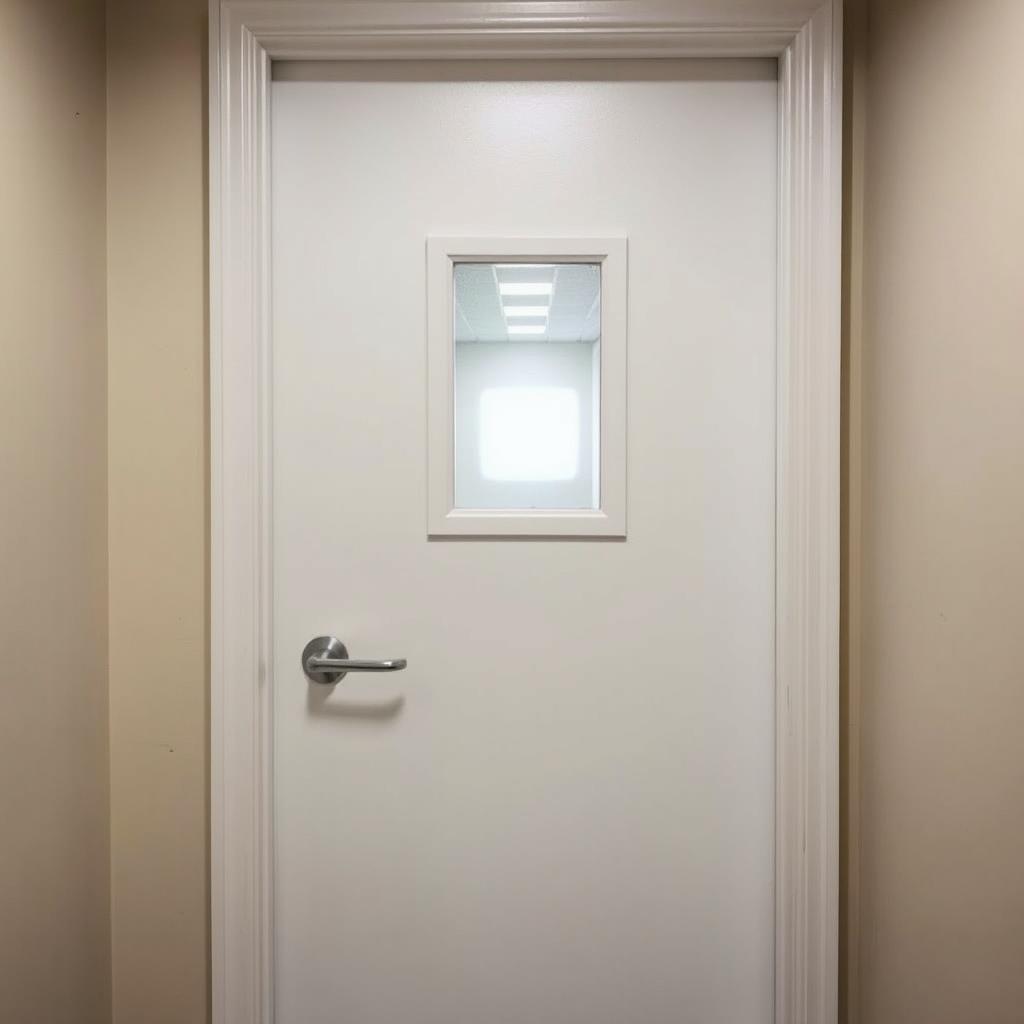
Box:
[106,0,209,1021]
[0,2,111,1022]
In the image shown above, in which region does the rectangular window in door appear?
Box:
[427,238,626,536]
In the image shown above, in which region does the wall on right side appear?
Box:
[855,1,1024,1020]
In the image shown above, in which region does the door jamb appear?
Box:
[209,3,842,1022]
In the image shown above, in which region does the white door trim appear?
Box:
[208,3,842,1022]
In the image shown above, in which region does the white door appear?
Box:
[271,60,777,1023]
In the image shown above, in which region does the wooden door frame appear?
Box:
[209,3,842,1021]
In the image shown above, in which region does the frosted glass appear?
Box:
[453,262,600,510]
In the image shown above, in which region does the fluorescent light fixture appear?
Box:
[507,325,546,335]
[479,387,580,482]
[499,282,553,297]
[503,306,549,318]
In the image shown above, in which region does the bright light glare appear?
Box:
[503,306,549,318]
[499,282,553,297]
[479,387,579,482]
[508,325,546,335]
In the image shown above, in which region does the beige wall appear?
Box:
[106,0,209,1021]
[0,1,110,1022]
[853,0,1024,1020]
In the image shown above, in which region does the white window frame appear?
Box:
[209,3,842,1022]
[428,237,627,537]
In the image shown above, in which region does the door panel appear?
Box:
[272,60,777,1024]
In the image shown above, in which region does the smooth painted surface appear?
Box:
[0,1,110,1021]
[851,1,1024,1021]
[272,63,776,1023]
[106,0,209,1022]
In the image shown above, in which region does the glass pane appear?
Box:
[453,262,600,510]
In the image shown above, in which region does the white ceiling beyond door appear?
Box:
[455,262,600,343]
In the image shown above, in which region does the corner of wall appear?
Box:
[840,0,867,1020]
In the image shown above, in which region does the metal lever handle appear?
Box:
[309,656,407,673]
[301,635,407,684]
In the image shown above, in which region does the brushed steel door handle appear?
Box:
[301,635,407,684]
